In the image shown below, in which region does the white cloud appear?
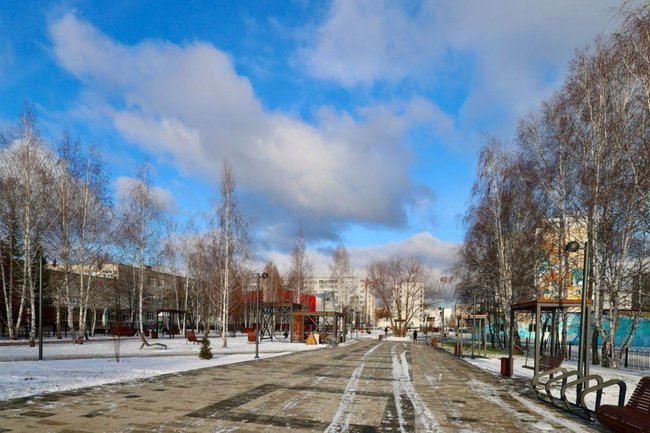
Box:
[299,0,622,133]
[49,12,445,236]
[114,176,177,213]
[256,231,460,277]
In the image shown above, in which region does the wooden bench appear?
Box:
[109,325,137,337]
[186,330,199,344]
[596,376,650,433]
[139,333,167,350]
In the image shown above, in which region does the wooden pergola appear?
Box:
[291,310,345,343]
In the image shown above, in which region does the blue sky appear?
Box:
[0,0,621,274]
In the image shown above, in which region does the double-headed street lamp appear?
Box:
[565,240,591,393]
[255,272,268,360]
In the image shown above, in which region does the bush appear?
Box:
[199,336,213,360]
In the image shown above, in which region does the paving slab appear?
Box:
[0,340,609,432]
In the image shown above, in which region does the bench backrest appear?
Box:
[628,376,650,414]
[538,355,564,371]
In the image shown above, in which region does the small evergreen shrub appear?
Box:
[199,336,213,359]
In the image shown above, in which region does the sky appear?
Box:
[0,0,624,275]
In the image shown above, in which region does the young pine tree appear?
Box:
[199,336,213,360]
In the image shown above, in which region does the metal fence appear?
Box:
[565,343,650,369]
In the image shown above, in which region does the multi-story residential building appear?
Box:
[307,276,375,328]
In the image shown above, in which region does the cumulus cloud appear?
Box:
[299,0,622,132]
[256,231,460,276]
[49,12,446,242]
[114,176,177,213]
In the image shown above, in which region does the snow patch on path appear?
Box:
[391,345,441,432]
[510,389,594,433]
[324,344,381,432]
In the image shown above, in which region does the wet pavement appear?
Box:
[0,340,608,432]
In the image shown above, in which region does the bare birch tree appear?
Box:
[0,108,55,343]
[116,163,167,337]
[287,229,312,309]
[212,162,252,348]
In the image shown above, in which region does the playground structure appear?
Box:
[258,301,345,344]
[156,308,186,337]
[455,312,488,358]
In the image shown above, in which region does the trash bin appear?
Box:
[430,338,437,347]
[454,343,462,356]
[378,334,384,341]
[500,357,511,376]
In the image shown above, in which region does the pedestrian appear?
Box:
[413,329,418,342]
[384,327,388,337]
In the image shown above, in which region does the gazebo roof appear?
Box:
[511,297,591,311]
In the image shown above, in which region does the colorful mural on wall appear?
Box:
[537,220,586,300]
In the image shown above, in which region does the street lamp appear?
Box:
[38,256,56,361]
[255,272,268,360]
[424,315,429,341]
[565,240,591,394]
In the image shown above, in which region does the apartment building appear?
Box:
[307,276,375,328]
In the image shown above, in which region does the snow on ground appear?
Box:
[461,350,648,408]
[1,331,648,411]
[0,333,334,401]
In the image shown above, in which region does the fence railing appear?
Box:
[520,341,650,370]
[564,343,650,369]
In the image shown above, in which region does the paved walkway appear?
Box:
[0,340,608,432]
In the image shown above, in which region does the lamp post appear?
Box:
[424,315,429,341]
[471,288,477,359]
[38,256,56,361]
[255,272,268,360]
[439,307,444,339]
[565,240,591,395]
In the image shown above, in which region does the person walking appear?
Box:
[413,329,418,342]
[384,327,388,337]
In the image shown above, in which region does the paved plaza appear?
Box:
[0,340,608,432]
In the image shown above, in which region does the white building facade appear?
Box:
[307,276,376,328]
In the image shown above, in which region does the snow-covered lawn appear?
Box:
[0,333,327,401]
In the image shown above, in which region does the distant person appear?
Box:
[384,327,388,337]
[413,329,418,342]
